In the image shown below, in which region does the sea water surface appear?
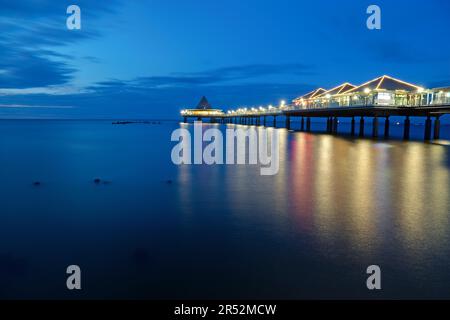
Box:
[0,119,450,299]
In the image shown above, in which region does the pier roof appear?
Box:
[341,75,422,95]
[315,83,356,98]
[197,96,212,109]
[432,86,450,92]
[293,88,327,104]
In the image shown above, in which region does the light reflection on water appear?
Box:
[0,120,449,299]
[176,123,450,298]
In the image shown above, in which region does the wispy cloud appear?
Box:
[0,104,74,109]
[0,86,91,96]
[0,0,121,89]
[93,64,314,91]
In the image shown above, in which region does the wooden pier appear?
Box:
[182,105,450,141]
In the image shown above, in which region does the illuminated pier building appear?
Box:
[291,75,450,109]
[181,75,450,141]
[181,96,224,121]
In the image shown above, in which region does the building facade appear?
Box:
[292,75,449,109]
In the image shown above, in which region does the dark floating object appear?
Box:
[94,178,112,185]
[32,181,41,187]
[112,121,150,125]
[165,179,173,184]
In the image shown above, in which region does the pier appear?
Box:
[181,76,450,141]
[182,105,450,141]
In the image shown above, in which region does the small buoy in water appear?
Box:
[32,181,41,187]
[94,178,101,184]
[166,179,173,184]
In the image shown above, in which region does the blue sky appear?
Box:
[0,0,449,119]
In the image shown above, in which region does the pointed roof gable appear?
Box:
[342,75,422,95]
[377,76,422,91]
[293,88,327,102]
[197,96,212,109]
[315,83,356,98]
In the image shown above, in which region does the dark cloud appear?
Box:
[93,64,313,90]
[0,47,75,88]
[0,0,120,88]
[0,1,119,19]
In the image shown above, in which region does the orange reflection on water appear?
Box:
[176,123,450,263]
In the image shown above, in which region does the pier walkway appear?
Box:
[182,105,450,141]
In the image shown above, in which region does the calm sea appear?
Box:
[0,119,449,299]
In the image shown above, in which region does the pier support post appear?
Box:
[183,117,187,123]
[263,116,266,127]
[424,116,432,141]
[301,117,305,131]
[306,117,311,132]
[273,116,277,128]
[434,117,441,140]
[351,117,356,136]
[286,116,291,130]
[384,117,390,139]
[372,117,379,138]
[332,117,338,134]
[403,116,411,140]
[256,117,260,126]
[359,117,365,137]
